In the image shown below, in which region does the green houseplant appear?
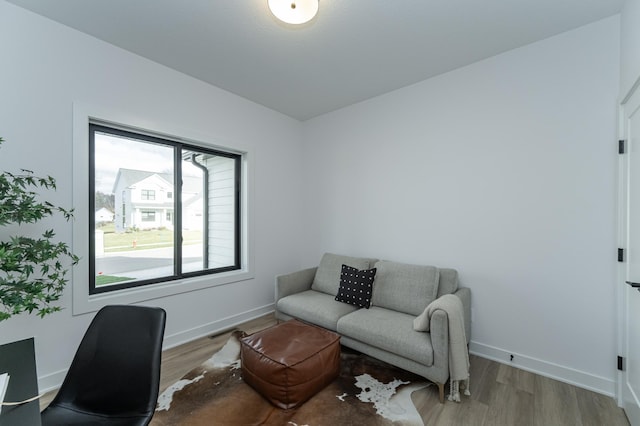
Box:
[0,137,79,321]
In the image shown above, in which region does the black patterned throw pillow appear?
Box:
[335,264,377,308]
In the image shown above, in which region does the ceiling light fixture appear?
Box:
[268,0,319,25]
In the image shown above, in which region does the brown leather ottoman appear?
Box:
[240,319,340,409]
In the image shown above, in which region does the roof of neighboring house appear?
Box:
[112,168,202,194]
[95,207,114,214]
[112,169,171,193]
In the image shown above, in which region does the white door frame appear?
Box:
[617,74,640,425]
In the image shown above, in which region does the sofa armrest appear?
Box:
[454,287,471,344]
[275,267,317,302]
[429,309,449,379]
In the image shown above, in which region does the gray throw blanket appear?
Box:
[413,294,470,402]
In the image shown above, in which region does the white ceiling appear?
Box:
[7,0,624,121]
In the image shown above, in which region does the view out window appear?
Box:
[89,123,241,294]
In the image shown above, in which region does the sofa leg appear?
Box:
[437,382,445,403]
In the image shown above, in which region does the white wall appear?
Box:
[302,16,620,395]
[0,1,304,392]
[621,0,640,97]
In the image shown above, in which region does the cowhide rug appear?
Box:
[151,330,431,426]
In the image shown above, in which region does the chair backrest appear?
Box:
[51,305,166,418]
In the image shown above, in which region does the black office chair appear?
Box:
[41,305,167,426]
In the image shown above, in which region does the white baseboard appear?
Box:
[38,304,275,394]
[469,340,616,397]
[162,304,275,350]
[42,313,615,400]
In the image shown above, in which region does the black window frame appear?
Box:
[89,123,242,295]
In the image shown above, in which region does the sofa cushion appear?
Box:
[335,265,377,308]
[437,268,459,298]
[337,307,434,366]
[276,290,359,331]
[311,253,375,296]
[371,261,439,316]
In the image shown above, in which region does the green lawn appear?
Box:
[97,224,202,252]
[95,275,135,286]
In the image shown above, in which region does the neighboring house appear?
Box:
[112,168,203,232]
[95,207,114,223]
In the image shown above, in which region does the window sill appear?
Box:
[72,267,254,316]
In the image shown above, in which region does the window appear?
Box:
[90,123,241,294]
[141,189,155,200]
[141,210,156,222]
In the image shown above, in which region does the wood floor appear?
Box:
[41,313,630,425]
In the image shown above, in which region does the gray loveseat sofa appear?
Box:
[275,253,471,403]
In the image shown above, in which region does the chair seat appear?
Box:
[41,405,150,426]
